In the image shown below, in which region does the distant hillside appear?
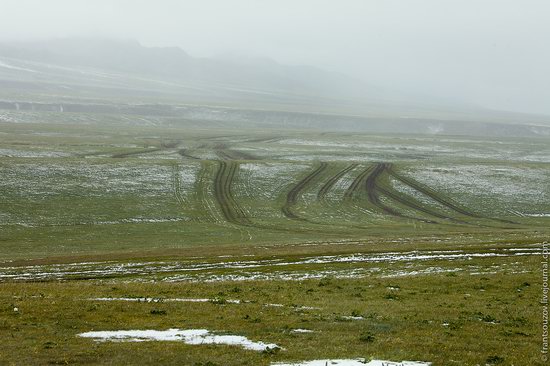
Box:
[0,38,395,106]
[0,38,549,128]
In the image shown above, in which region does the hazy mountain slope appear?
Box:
[0,38,389,102]
[0,38,549,129]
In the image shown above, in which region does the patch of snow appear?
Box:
[272,359,431,366]
[0,148,71,158]
[340,316,364,321]
[295,306,320,310]
[290,329,314,334]
[88,297,240,304]
[79,328,281,351]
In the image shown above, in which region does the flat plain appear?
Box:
[0,110,548,365]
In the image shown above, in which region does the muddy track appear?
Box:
[364,163,405,217]
[387,167,480,217]
[344,165,374,200]
[213,160,251,225]
[317,163,358,200]
[171,163,185,205]
[215,150,235,161]
[77,150,110,158]
[197,135,236,142]
[111,148,162,158]
[245,136,283,143]
[282,162,328,219]
[193,161,222,223]
[177,149,200,160]
[231,150,260,160]
[210,155,339,233]
[387,166,520,226]
[160,140,181,149]
[215,149,259,161]
[340,163,460,225]
[376,185,469,224]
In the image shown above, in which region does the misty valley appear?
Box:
[0,14,548,366]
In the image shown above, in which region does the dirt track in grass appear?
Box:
[317,163,357,200]
[282,162,328,220]
[213,160,252,225]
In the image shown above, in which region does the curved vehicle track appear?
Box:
[213,160,252,225]
[111,148,162,158]
[364,163,405,217]
[344,165,374,200]
[282,162,328,220]
[387,166,519,226]
[177,149,200,160]
[376,184,468,225]
[211,161,342,234]
[172,163,186,206]
[216,149,259,161]
[245,136,282,143]
[317,163,358,200]
[387,166,478,217]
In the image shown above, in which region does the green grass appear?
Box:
[0,255,543,365]
[0,116,549,364]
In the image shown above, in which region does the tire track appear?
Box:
[317,163,358,200]
[160,140,181,148]
[387,167,480,217]
[282,162,328,220]
[177,149,200,160]
[213,160,252,225]
[364,163,405,217]
[377,184,469,224]
[195,161,224,223]
[215,150,234,161]
[215,149,259,161]
[387,166,520,226]
[172,163,185,206]
[344,165,374,200]
[245,136,283,143]
[111,148,162,158]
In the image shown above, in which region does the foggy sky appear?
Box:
[1,0,549,115]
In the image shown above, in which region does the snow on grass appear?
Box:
[0,111,17,122]
[78,328,281,351]
[404,164,550,214]
[239,162,309,200]
[0,161,176,198]
[240,162,309,179]
[413,165,547,198]
[0,148,72,158]
[178,163,199,187]
[389,178,453,213]
[339,316,364,321]
[88,297,241,304]
[0,247,538,281]
[272,359,431,366]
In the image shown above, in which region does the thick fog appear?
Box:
[1,0,549,115]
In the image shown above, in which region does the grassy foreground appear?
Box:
[0,253,542,365]
[0,118,548,365]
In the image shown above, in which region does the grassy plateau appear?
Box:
[0,109,548,365]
